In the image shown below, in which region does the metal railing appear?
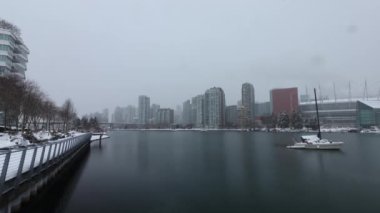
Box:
[0,133,91,196]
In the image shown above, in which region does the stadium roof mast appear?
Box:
[363,80,369,101]
[348,81,352,102]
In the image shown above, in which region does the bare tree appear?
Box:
[42,99,57,132]
[60,99,76,132]
[0,76,78,133]
[0,75,24,130]
[20,80,45,131]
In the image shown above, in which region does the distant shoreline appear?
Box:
[108,128,379,134]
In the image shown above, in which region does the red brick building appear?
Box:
[270,87,299,115]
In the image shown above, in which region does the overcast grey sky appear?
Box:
[2,0,380,115]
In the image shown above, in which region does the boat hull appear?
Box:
[287,142,343,150]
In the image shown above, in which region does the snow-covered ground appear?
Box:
[33,131,53,141]
[0,131,89,149]
[68,131,86,137]
[0,132,30,149]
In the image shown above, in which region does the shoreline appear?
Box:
[109,128,379,134]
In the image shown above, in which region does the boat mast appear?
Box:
[314,88,321,139]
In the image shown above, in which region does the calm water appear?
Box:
[20,131,380,213]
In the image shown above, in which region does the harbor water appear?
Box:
[19,131,380,213]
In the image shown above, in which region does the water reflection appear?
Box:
[137,132,149,173]
[18,146,91,213]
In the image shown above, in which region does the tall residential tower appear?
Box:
[204,87,225,128]
[138,95,150,125]
[0,19,29,79]
[192,94,205,128]
[241,83,255,127]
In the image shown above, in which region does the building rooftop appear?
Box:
[0,19,21,36]
[360,100,380,109]
[300,97,380,105]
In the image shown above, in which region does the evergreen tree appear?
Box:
[291,111,303,129]
[278,112,290,128]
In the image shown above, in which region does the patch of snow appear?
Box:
[0,133,30,148]
[33,131,53,141]
[301,135,321,143]
[91,134,110,141]
[68,131,85,137]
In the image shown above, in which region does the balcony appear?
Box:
[12,62,27,71]
[13,43,29,55]
[0,50,13,58]
[18,43,29,54]
[0,40,15,48]
[0,61,7,67]
[10,69,25,79]
[0,61,12,69]
[14,36,23,45]
[13,53,28,63]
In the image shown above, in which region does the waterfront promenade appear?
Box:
[0,133,92,211]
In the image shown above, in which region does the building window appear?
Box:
[0,44,12,51]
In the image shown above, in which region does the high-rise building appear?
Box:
[112,106,124,123]
[182,100,192,125]
[0,19,29,79]
[204,87,225,128]
[126,105,137,124]
[158,108,174,126]
[192,94,205,128]
[138,95,150,125]
[150,104,160,124]
[174,105,182,124]
[191,97,197,125]
[238,105,248,127]
[270,87,299,115]
[225,105,238,127]
[255,102,271,117]
[241,83,255,127]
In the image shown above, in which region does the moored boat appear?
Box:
[287,135,343,150]
[287,88,344,150]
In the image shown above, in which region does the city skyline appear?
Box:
[102,82,379,120]
[88,81,380,130]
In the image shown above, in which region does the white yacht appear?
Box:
[286,135,343,150]
[287,88,344,150]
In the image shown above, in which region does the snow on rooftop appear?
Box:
[360,100,380,109]
[300,97,380,105]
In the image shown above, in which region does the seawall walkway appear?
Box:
[0,133,92,210]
